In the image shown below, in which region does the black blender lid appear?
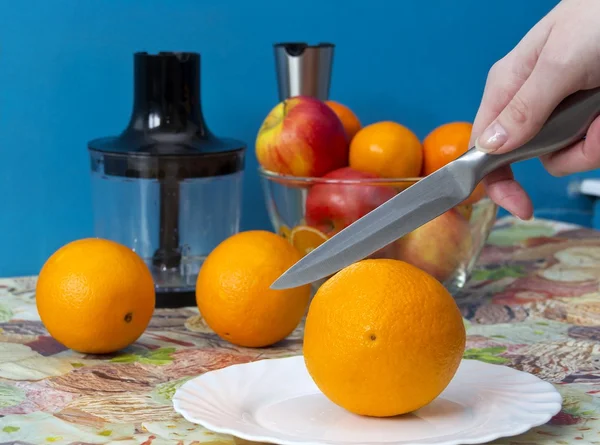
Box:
[88,51,245,179]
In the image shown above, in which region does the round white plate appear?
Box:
[172,356,562,445]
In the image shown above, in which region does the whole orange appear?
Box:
[36,238,155,354]
[422,122,473,175]
[423,122,487,204]
[349,121,423,178]
[303,259,466,417]
[196,231,311,348]
[325,100,362,141]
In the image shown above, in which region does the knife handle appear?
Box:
[461,86,600,181]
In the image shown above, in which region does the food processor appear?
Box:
[88,51,246,308]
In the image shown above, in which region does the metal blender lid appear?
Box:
[88,51,246,179]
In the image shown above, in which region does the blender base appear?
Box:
[155,289,197,309]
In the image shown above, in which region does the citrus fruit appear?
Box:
[349,121,423,178]
[303,259,466,417]
[422,122,487,204]
[326,100,362,141]
[196,230,311,348]
[422,122,473,175]
[36,238,156,354]
[290,225,329,256]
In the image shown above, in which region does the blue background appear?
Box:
[0,0,595,277]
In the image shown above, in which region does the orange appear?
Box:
[326,100,362,141]
[290,225,328,256]
[349,121,423,178]
[422,122,472,175]
[423,122,487,204]
[36,238,155,354]
[303,259,466,417]
[196,231,311,348]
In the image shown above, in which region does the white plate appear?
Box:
[173,356,562,445]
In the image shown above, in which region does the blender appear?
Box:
[88,52,246,308]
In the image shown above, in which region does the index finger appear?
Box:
[469,19,553,148]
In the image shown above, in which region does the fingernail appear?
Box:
[515,213,533,221]
[476,121,508,153]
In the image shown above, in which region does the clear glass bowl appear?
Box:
[259,167,498,295]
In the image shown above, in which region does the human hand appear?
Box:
[469,0,600,220]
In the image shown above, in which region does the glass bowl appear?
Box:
[259,167,498,295]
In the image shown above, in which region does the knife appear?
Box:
[270,86,600,290]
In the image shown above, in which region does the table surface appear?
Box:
[1,217,600,444]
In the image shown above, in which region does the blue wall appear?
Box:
[0,0,595,277]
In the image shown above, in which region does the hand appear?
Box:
[469,0,600,220]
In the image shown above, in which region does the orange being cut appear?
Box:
[290,225,329,256]
[303,259,466,417]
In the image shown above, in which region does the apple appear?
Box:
[255,96,349,177]
[454,204,473,221]
[305,167,397,236]
[394,209,473,283]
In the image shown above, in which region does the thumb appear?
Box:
[475,63,577,154]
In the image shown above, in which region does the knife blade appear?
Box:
[270,86,600,290]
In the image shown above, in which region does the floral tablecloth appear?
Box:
[2,217,600,444]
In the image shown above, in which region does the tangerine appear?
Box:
[303,259,466,417]
[349,121,423,178]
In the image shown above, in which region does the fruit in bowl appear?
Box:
[325,100,363,141]
[423,121,488,205]
[349,121,423,178]
[304,166,399,259]
[259,166,496,293]
[255,99,497,293]
[255,96,349,177]
[394,209,473,283]
[305,167,397,236]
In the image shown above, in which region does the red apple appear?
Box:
[394,209,473,283]
[255,96,349,177]
[305,167,397,236]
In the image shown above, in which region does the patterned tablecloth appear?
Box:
[2,216,600,444]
